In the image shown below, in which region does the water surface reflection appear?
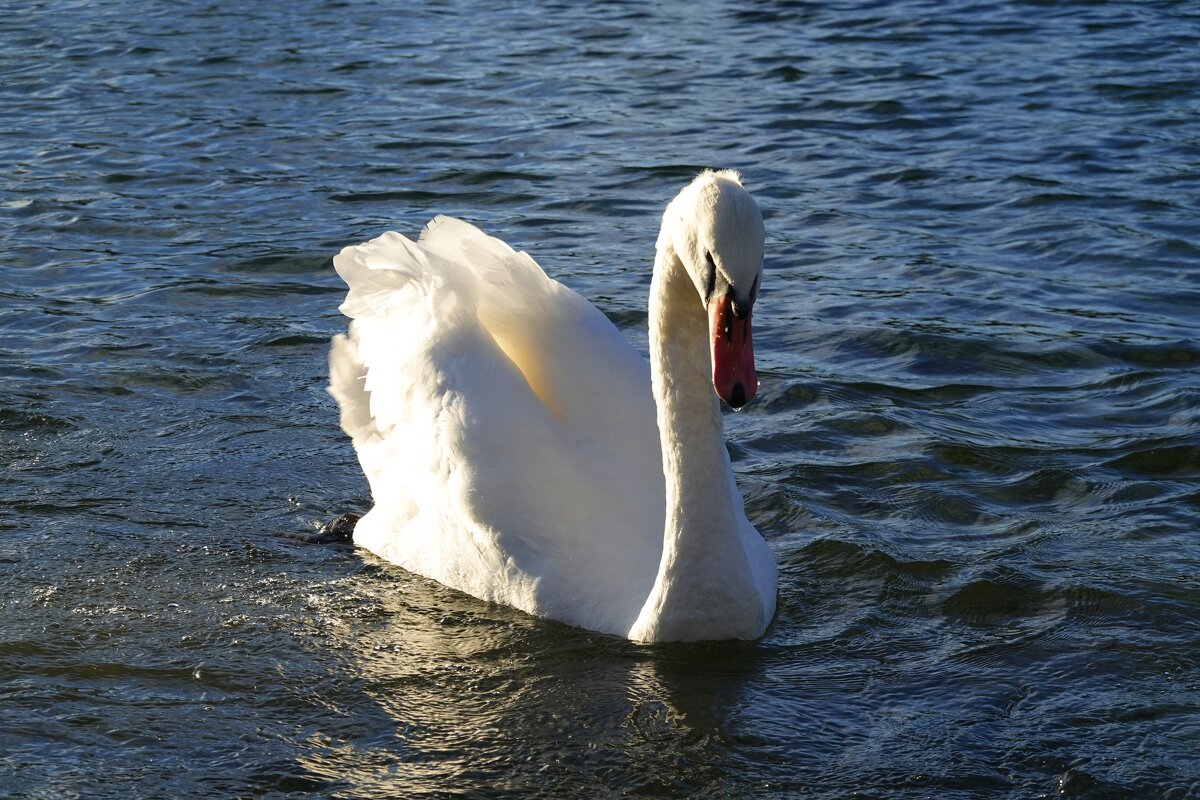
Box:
[296,559,782,796]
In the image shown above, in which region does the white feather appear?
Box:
[329,171,777,641]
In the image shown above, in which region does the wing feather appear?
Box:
[328,219,665,634]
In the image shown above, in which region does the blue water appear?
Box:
[2,1,1199,797]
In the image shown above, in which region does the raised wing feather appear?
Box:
[329,219,665,634]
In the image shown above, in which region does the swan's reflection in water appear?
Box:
[296,556,773,796]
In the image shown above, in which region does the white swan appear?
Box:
[328,170,777,642]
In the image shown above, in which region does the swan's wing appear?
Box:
[418,216,649,431]
[329,220,664,635]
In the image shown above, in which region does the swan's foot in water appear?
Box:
[287,512,360,544]
[321,512,360,542]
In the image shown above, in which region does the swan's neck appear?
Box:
[628,247,766,642]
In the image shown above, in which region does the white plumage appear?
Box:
[329,171,777,641]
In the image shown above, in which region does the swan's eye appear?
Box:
[703,250,717,301]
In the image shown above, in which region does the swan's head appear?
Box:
[660,169,765,408]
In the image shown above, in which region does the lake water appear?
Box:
[2,1,1198,797]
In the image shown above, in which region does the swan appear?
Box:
[328,170,777,642]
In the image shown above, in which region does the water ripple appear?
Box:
[2,0,1199,797]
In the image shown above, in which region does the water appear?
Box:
[2,0,1198,797]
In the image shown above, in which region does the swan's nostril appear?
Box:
[728,382,747,408]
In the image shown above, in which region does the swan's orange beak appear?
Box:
[709,294,757,409]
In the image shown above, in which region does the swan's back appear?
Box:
[329,218,665,635]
